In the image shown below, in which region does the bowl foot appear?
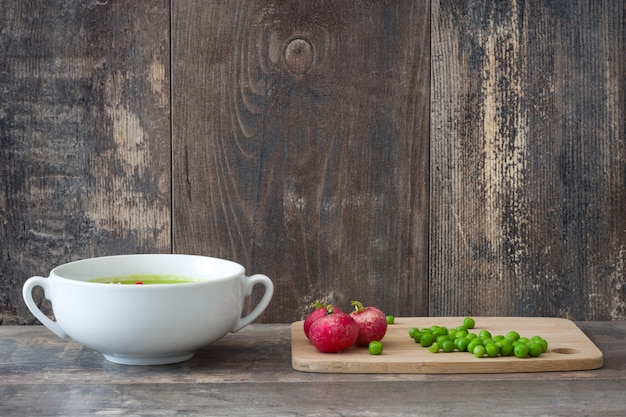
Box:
[102,351,195,365]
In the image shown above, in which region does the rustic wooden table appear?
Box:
[1,322,625,416]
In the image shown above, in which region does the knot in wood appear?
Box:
[284,37,314,75]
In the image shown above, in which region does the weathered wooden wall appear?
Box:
[0,0,171,324]
[1,0,624,325]
[431,0,626,320]
[171,0,430,321]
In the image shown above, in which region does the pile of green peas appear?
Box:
[408,317,548,359]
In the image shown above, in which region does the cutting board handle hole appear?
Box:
[551,348,580,355]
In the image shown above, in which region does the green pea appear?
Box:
[431,326,448,337]
[455,329,468,339]
[473,345,486,358]
[436,335,451,345]
[467,338,483,353]
[478,330,492,339]
[480,337,494,345]
[485,343,500,357]
[441,340,456,352]
[506,331,520,341]
[531,336,548,353]
[386,315,395,324]
[527,342,543,357]
[455,337,470,352]
[514,343,529,358]
[368,340,383,355]
[420,332,436,347]
[499,340,514,356]
[463,317,476,329]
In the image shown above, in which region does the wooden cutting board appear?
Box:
[291,317,604,373]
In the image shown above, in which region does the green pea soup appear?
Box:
[90,274,200,285]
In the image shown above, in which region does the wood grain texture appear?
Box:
[0,0,171,324]
[172,0,430,322]
[2,0,625,326]
[430,0,626,319]
[1,322,624,384]
[1,323,625,416]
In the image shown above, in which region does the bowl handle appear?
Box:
[22,276,68,339]
[232,274,274,332]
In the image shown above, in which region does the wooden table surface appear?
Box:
[1,322,625,416]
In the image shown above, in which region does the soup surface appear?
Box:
[90,274,200,285]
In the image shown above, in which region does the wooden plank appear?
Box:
[430,0,626,319]
[171,1,430,322]
[3,379,626,417]
[291,317,604,373]
[0,0,171,324]
[0,322,622,384]
[0,323,624,417]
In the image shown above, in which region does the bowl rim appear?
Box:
[50,254,246,286]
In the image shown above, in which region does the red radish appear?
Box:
[303,301,342,340]
[308,310,358,353]
[350,301,388,346]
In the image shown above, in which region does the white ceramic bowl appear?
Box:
[22,254,274,365]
